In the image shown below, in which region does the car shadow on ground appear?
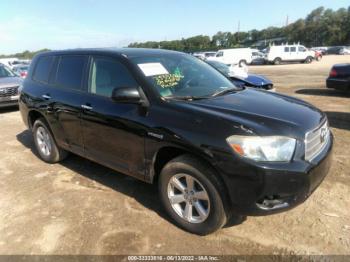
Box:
[16,129,245,230]
[325,111,350,131]
[295,88,350,97]
[0,105,18,114]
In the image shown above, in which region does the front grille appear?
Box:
[305,120,330,161]
[0,86,19,98]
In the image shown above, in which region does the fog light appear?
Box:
[256,195,289,210]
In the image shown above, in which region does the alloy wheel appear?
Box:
[36,126,52,156]
[167,173,210,223]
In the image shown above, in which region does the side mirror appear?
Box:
[111,86,142,104]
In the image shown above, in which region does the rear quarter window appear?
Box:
[55,56,88,90]
[33,56,55,83]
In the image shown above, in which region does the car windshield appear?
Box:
[0,66,16,78]
[18,66,29,71]
[130,53,238,98]
[206,61,230,77]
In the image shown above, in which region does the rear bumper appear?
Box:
[326,78,350,90]
[218,134,333,216]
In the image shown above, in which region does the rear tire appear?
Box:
[32,118,68,163]
[273,58,282,65]
[159,154,227,235]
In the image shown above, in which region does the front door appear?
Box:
[80,56,146,179]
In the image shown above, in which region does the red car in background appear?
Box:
[314,50,323,61]
[12,65,29,78]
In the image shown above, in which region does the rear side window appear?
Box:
[33,56,54,83]
[55,56,87,90]
[284,47,290,52]
[89,57,137,97]
[290,47,296,52]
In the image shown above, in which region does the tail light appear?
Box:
[329,68,337,77]
[20,72,27,78]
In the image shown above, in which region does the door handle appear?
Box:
[42,94,51,100]
[81,104,93,110]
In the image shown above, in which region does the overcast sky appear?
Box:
[0,0,349,54]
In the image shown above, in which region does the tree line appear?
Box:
[0,49,50,59]
[128,6,350,52]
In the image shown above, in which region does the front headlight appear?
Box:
[226,135,296,162]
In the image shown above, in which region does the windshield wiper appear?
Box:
[166,95,208,101]
[211,87,241,97]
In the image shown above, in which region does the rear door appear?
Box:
[80,55,146,180]
[47,55,88,154]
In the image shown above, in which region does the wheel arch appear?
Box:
[149,145,233,214]
[273,57,282,65]
[28,110,46,130]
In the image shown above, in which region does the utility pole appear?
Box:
[237,20,240,44]
[286,15,289,27]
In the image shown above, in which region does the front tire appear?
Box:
[33,118,68,163]
[159,155,227,235]
[304,56,313,64]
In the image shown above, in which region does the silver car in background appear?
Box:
[0,64,23,108]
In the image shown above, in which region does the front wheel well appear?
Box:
[152,147,188,183]
[153,148,234,217]
[28,110,45,129]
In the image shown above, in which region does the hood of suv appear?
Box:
[186,88,325,138]
[0,77,23,88]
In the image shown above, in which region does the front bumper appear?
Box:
[0,95,19,108]
[217,133,333,216]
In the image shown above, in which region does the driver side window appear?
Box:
[89,57,137,97]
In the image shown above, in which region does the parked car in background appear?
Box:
[203,51,216,58]
[251,49,266,65]
[19,49,333,235]
[208,48,253,66]
[193,52,217,60]
[0,64,22,108]
[325,46,350,55]
[339,47,350,55]
[0,58,19,69]
[12,65,30,78]
[311,47,328,55]
[313,50,323,61]
[193,52,206,60]
[326,63,350,91]
[265,44,315,65]
[206,60,274,91]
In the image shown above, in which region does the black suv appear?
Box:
[19,48,333,235]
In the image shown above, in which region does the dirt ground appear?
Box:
[0,55,349,255]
